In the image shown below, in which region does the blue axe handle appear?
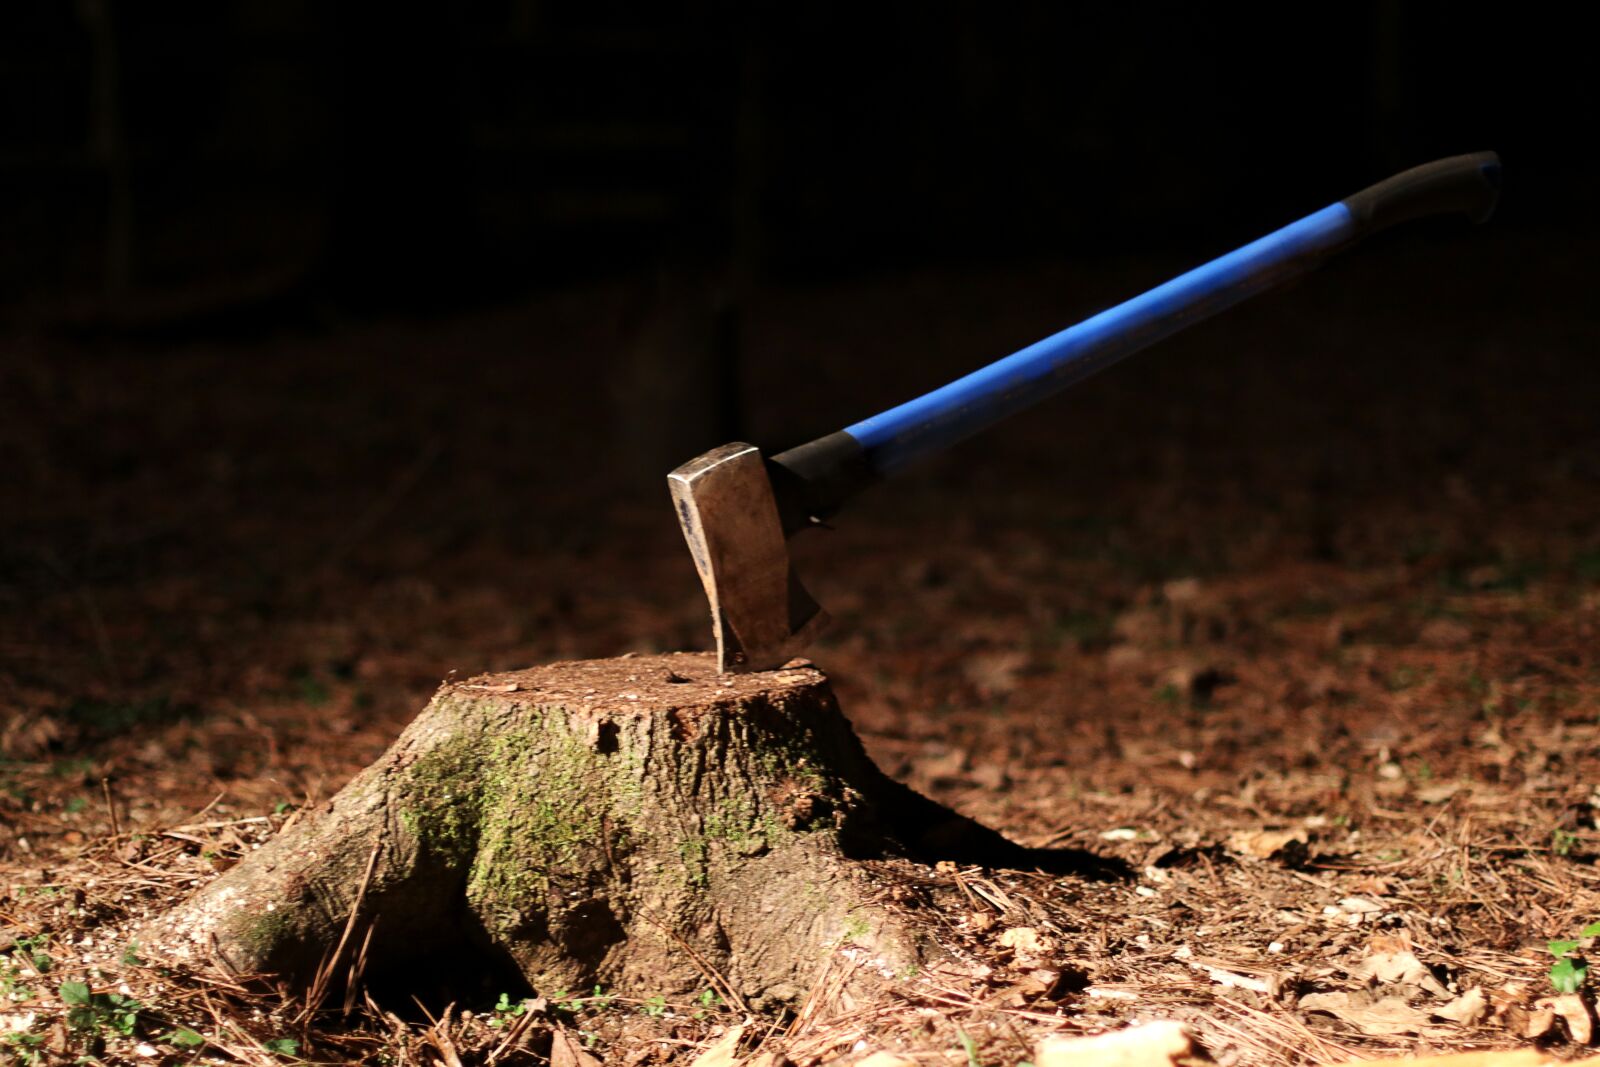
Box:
[767,152,1500,532]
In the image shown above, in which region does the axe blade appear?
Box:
[667,442,829,673]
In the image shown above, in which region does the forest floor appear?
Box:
[4,230,1600,1065]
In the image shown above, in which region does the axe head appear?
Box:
[668,442,830,673]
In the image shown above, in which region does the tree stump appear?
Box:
[147,654,1116,1007]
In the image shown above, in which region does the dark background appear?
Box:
[3,2,1593,307]
[2,1,1597,726]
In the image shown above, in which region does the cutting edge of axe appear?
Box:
[669,151,1502,673]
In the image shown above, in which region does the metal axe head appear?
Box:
[668,442,830,673]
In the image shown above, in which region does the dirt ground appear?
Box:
[4,228,1600,1065]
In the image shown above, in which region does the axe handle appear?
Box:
[770,151,1500,529]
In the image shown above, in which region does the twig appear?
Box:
[301,840,383,1023]
[344,913,379,1018]
[634,911,751,1014]
[100,777,121,840]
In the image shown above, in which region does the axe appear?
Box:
[670,152,1501,673]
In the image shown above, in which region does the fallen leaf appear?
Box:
[998,926,1046,958]
[1432,986,1490,1025]
[1227,828,1309,860]
[1036,1020,1195,1067]
[687,1025,746,1067]
[1521,1002,1557,1041]
[1535,994,1593,1044]
[1339,897,1384,914]
[1349,936,1449,997]
[1299,991,1434,1036]
[962,650,1030,695]
[1187,960,1276,995]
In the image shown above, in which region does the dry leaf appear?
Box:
[1339,897,1384,914]
[1432,987,1490,1025]
[962,650,1029,695]
[1188,961,1275,995]
[687,1025,746,1067]
[1299,991,1434,1036]
[1036,1020,1195,1067]
[999,926,1045,955]
[1227,828,1309,859]
[1350,936,1449,997]
[1415,782,1464,804]
[1521,1002,1558,1041]
[1535,994,1593,1044]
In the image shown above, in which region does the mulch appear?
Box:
[4,232,1599,1064]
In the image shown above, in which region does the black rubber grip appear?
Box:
[767,431,879,536]
[1341,151,1501,238]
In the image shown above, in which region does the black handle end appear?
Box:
[1341,151,1501,238]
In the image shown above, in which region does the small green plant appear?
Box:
[956,1027,983,1067]
[542,987,595,1017]
[1547,921,1600,993]
[488,991,528,1029]
[1553,829,1579,858]
[12,934,53,975]
[121,940,143,967]
[60,979,142,1038]
[2,1031,46,1066]
[64,795,88,814]
[692,988,722,1019]
[164,1027,205,1049]
[263,1036,300,1057]
[639,993,668,1017]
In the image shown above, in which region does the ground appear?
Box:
[4,229,1600,1064]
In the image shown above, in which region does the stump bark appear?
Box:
[147,653,1113,1007]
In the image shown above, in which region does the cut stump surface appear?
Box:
[147,653,1066,1006]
